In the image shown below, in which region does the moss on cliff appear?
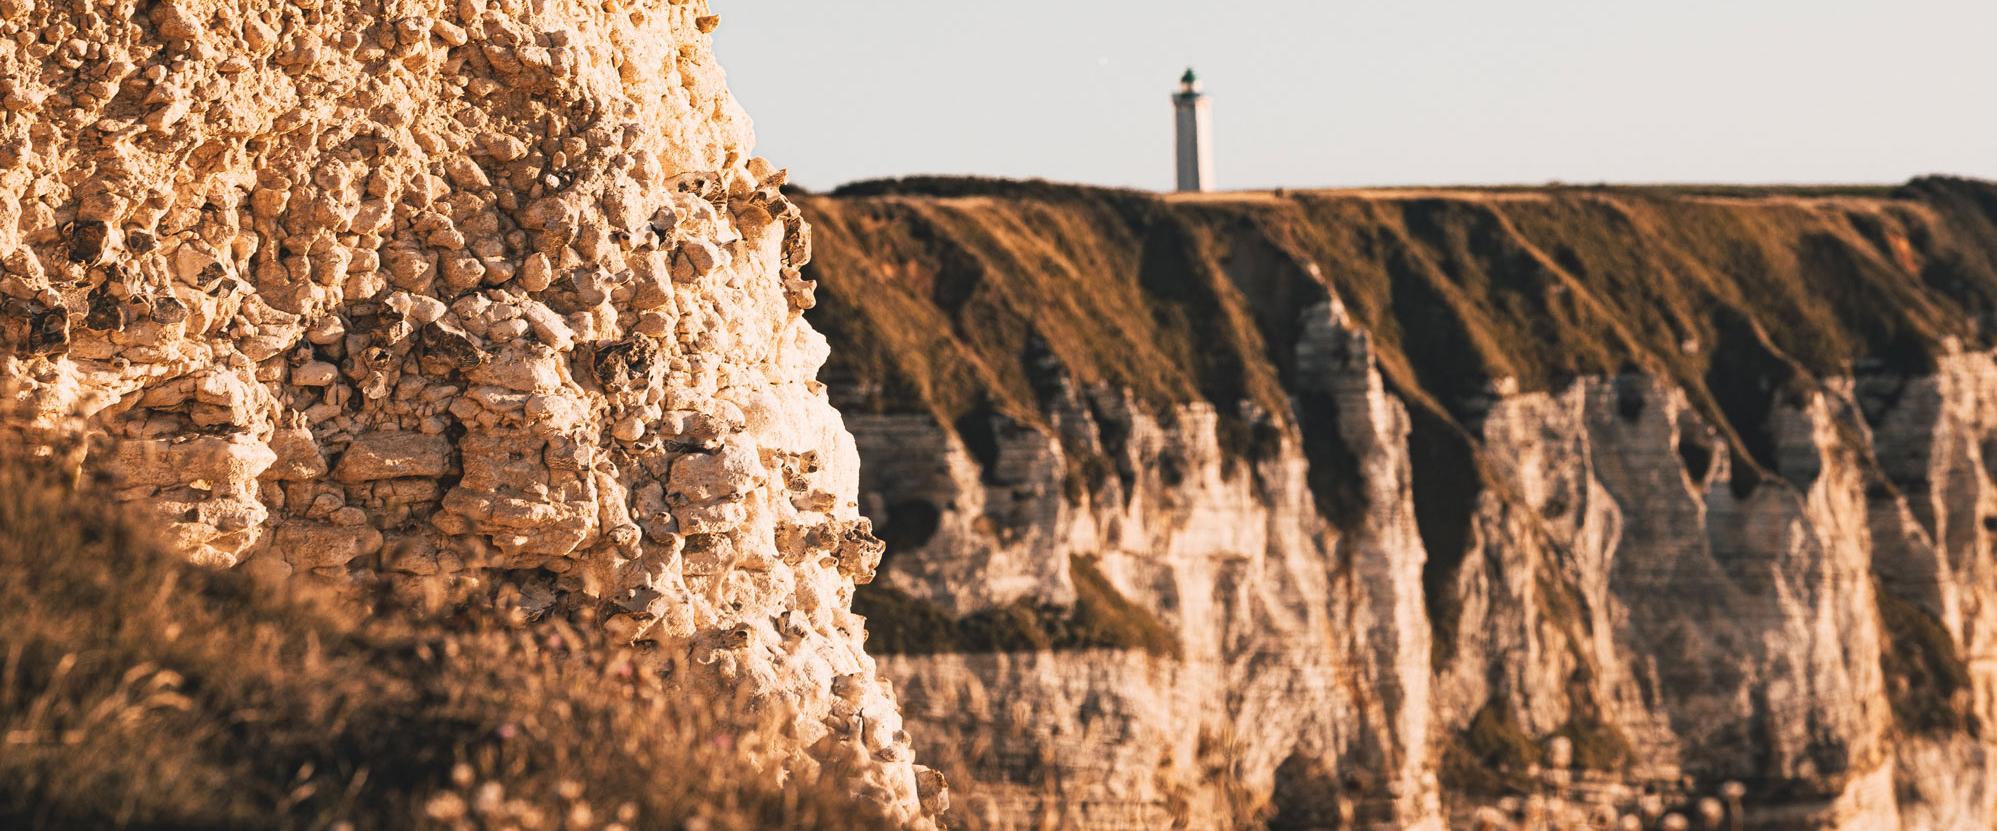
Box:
[855,556,1181,659]
[1439,695,1631,798]
[1552,715,1634,772]
[1440,699,1541,795]
[1877,585,1979,737]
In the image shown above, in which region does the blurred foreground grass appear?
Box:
[0,437,885,830]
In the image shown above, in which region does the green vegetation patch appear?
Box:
[855,555,1181,659]
[1550,714,1633,772]
[1440,696,1632,798]
[1876,585,1979,737]
[1440,699,1541,796]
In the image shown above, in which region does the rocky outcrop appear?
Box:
[0,0,934,822]
[801,178,1997,828]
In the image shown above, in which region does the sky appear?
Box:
[711,1,1997,193]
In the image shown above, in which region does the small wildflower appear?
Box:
[423,791,467,821]
[473,781,505,815]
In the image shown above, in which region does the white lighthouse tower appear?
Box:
[1173,68,1214,193]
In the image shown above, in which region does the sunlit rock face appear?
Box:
[0,0,936,822]
[802,178,1997,828]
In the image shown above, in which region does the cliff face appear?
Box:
[800,178,1997,828]
[0,0,936,822]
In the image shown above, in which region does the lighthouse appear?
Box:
[1173,68,1214,193]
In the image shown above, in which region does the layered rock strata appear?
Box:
[0,0,934,822]
[801,178,1997,828]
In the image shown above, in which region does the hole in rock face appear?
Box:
[876,500,941,559]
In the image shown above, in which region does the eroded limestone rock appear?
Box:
[0,0,934,822]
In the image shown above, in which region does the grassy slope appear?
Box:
[800,176,1997,757]
[805,182,1289,433]
[0,448,883,830]
[809,176,1997,445]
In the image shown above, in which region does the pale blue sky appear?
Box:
[712,1,1996,192]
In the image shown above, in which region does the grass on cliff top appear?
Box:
[833,175,1902,201]
[810,173,1997,449]
[803,175,1997,672]
[803,182,1293,458]
[854,555,1181,659]
[0,444,886,830]
[1320,183,1902,201]
[807,174,1997,483]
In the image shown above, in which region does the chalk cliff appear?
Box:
[11,0,1997,825]
[801,178,1997,828]
[0,0,938,822]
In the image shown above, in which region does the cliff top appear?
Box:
[827,175,1905,203]
[801,175,1997,490]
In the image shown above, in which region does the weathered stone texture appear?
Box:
[854,311,1997,830]
[0,0,933,822]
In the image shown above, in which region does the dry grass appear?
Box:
[0,438,886,831]
[802,175,1997,676]
[802,185,1291,462]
